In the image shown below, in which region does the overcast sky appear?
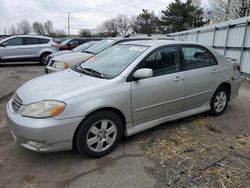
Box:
[0,0,207,35]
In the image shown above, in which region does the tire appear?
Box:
[39,53,50,65]
[209,86,229,116]
[75,111,123,158]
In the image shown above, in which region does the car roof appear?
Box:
[120,40,207,48]
[3,35,52,40]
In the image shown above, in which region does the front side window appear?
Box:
[74,44,148,79]
[137,46,180,77]
[5,38,23,46]
[182,46,218,71]
[24,37,40,45]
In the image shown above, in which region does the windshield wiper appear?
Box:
[83,68,104,78]
[84,50,94,54]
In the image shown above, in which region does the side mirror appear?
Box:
[133,68,153,80]
[0,42,6,47]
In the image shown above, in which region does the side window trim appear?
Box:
[180,44,218,71]
[126,44,181,82]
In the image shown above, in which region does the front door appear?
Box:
[0,37,24,60]
[131,45,185,125]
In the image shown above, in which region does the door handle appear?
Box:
[174,76,184,82]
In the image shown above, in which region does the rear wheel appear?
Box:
[39,53,50,65]
[209,86,229,116]
[75,111,123,158]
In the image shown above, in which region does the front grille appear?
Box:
[11,93,23,113]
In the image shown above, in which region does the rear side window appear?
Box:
[24,37,40,45]
[40,38,50,44]
[182,46,218,71]
[5,37,23,46]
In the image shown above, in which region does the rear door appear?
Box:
[181,45,219,110]
[131,45,185,125]
[0,37,24,60]
[23,37,43,58]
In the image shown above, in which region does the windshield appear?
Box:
[61,39,71,45]
[74,44,148,79]
[72,41,97,52]
[85,39,115,54]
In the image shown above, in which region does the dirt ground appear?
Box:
[0,63,250,188]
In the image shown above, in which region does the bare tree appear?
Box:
[54,29,67,37]
[130,15,139,34]
[97,18,119,37]
[8,25,17,35]
[97,15,132,36]
[79,29,92,37]
[115,14,131,36]
[44,20,54,36]
[209,0,250,23]
[17,20,31,35]
[32,21,46,35]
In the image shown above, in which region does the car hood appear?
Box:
[50,50,72,57]
[53,52,93,65]
[16,69,108,104]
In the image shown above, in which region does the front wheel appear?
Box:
[209,86,229,116]
[75,111,123,158]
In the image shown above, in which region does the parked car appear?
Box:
[45,37,153,73]
[6,40,241,158]
[55,38,102,51]
[0,35,58,64]
[44,41,98,66]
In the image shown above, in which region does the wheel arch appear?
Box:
[72,107,127,149]
[217,82,231,99]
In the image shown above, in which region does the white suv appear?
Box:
[0,35,59,64]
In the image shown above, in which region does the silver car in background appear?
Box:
[0,35,58,64]
[6,40,241,158]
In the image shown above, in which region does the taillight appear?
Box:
[234,63,241,72]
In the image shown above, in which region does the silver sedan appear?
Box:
[6,40,241,158]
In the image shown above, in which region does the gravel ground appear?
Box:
[0,63,250,188]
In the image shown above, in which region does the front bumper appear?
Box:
[6,100,83,152]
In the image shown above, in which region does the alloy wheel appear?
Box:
[214,91,227,113]
[86,119,117,152]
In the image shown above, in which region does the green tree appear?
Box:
[161,0,206,33]
[133,9,159,35]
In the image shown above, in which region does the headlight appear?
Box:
[21,100,65,118]
[54,61,69,69]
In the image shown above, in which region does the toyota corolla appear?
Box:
[6,40,241,158]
